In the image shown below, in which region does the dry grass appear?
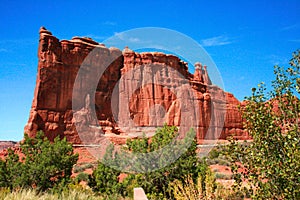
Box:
[171,174,204,200]
[170,169,248,200]
[0,187,128,200]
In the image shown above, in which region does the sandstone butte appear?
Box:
[24,27,249,145]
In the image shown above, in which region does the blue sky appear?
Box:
[0,0,299,141]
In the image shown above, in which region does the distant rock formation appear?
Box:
[24,27,248,144]
[0,141,17,151]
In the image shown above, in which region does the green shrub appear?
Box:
[89,125,208,199]
[88,143,121,196]
[0,131,78,192]
[208,148,219,159]
[75,172,89,183]
[225,50,300,199]
[171,168,216,200]
[215,173,232,180]
[74,163,94,173]
[206,146,231,167]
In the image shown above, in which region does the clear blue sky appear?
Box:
[0,0,299,141]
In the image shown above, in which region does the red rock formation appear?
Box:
[0,142,21,161]
[0,141,17,151]
[24,27,249,144]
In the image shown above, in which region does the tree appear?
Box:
[0,131,78,192]
[0,148,24,189]
[124,126,203,198]
[88,144,121,196]
[225,50,300,199]
[89,124,208,199]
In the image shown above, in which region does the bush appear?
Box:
[214,183,248,200]
[171,174,204,200]
[225,50,300,199]
[215,173,232,180]
[88,144,121,196]
[89,125,208,199]
[75,172,89,183]
[171,168,216,200]
[206,145,231,166]
[0,131,78,192]
[208,148,219,159]
[73,163,94,173]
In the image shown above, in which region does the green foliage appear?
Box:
[88,144,121,196]
[204,167,216,199]
[171,174,204,200]
[123,125,206,199]
[73,163,94,173]
[171,168,237,200]
[89,124,207,199]
[0,131,78,192]
[225,50,300,199]
[89,161,121,195]
[74,172,89,184]
[0,148,23,189]
[208,147,220,159]
[206,145,231,166]
[214,173,232,180]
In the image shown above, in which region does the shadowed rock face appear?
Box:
[24,27,249,144]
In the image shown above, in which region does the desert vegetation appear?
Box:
[0,131,78,192]
[0,50,299,199]
[223,50,300,199]
[89,125,209,199]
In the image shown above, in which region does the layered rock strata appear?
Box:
[24,27,248,144]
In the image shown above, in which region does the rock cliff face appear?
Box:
[24,27,248,144]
